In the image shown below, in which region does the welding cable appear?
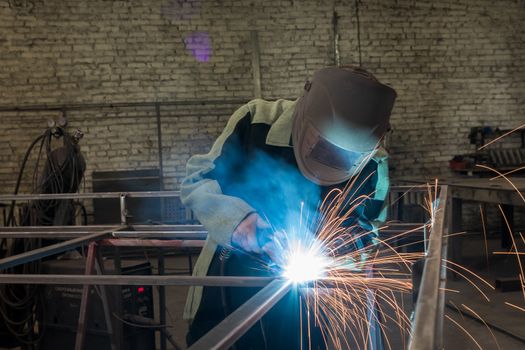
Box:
[74,201,88,225]
[0,236,45,345]
[1,125,85,345]
[5,132,47,226]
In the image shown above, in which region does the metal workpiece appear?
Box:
[0,226,125,270]
[0,274,275,287]
[188,279,293,350]
[0,224,208,239]
[0,187,451,349]
[0,190,181,201]
[97,238,205,248]
[408,185,449,350]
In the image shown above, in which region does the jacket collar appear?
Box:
[265,100,297,147]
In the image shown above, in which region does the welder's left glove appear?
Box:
[231,213,271,254]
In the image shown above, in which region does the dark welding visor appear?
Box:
[297,121,374,185]
[309,135,366,171]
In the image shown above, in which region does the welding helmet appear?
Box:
[292,66,396,186]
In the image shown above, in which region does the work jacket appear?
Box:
[180,99,390,320]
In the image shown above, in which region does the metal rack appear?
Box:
[0,186,449,350]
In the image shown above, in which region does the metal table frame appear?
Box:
[0,187,449,350]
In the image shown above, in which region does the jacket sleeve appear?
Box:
[180,105,256,247]
[342,150,390,249]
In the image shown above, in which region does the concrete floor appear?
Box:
[442,235,525,350]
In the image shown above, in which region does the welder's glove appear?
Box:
[260,229,287,266]
[231,213,270,254]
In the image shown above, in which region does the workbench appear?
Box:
[398,176,525,269]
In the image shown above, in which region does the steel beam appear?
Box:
[0,99,247,113]
[188,279,292,350]
[97,239,205,248]
[0,225,207,239]
[0,274,274,287]
[0,191,181,201]
[0,231,208,240]
[408,186,448,350]
[0,188,436,202]
[0,227,415,240]
[0,226,124,270]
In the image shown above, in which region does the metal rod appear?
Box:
[155,102,165,190]
[0,99,248,113]
[250,31,262,99]
[0,224,205,232]
[97,239,205,248]
[0,226,124,270]
[0,187,436,201]
[0,191,181,201]
[119,194,127,225]
[112,231,207,240]
[0,225,122,232]
[75,242,97,350]
[188,279,292,350]
[0,223,418,239]
[158,249,167,350]
[0,231,208,240]
[0,274,275,287]
[408,186,448,350]
[155,102,166,225]
[95,247,118,350]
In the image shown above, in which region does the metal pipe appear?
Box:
[0,274,275,287]
[0,225,122,232]
[408,186,448,350]
[250,31,262,99]
[0,224,205,232]
[0,226,124,270]
[0,188,428,202]
[112,231,207,239]
[97,239,205,248]
[188,279,292,350]
[0,231,208,240]
[75,242,97,350]
[0,223,419,239]
[155,102,165,191]
[0,191,181,201]
[158,249,167,350]
[0,99,249,113]
[120,194,127,225]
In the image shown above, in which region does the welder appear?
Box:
[182,66,397,349]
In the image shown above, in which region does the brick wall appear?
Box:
[0,0,524,228]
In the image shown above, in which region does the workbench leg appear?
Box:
[158,250,167,350]
[500,204,514,249]
[95,250,119,350]
[112,247,124,349]
[449,198,463,280]
[75,242,96,350]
